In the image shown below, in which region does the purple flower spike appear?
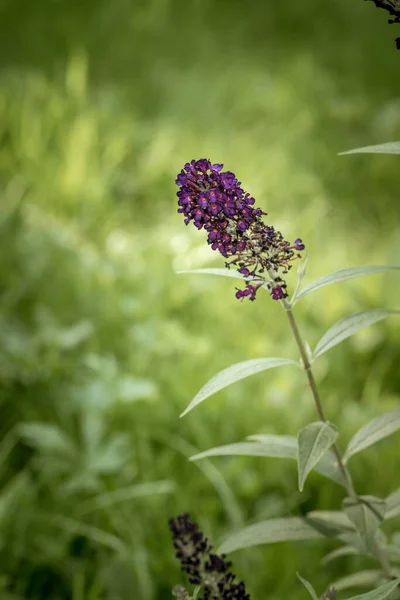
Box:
[176,159,305,301]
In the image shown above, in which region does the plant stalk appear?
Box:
[280,298,393,578]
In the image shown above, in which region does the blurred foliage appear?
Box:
[0,0,400,599]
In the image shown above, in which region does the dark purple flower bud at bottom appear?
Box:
[169,513,251,600]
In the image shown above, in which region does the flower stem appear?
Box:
[281,298,393,578]
[282,299,356,497]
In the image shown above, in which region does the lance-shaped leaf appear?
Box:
[307,510,356,534]
[180,357,297,417]
[295,266,400,302]
[331,571,383,592]
[321,545,360,565]
[343,496,386,554]
[217,517,330,554]
[343,408,400,463]
[339,141,400,155]
[385,488,400,521]
[190,436,345,486]
[345,579,400,600]
[297,573,319,600]
[297,422,338,491]
[178,268,270,292]
[313,310,400,360]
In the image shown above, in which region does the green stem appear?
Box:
[280,297,393,578]
[282,299,356,497]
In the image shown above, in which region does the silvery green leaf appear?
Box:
[295,266,400,302]
[321,545,360,565]
[331,571,383,592]
[178,268,249,282]
[344,408,400,463]
[385,488,400,521]
[297,422,338,491]
[344,579,400,600]
[190,439,297,461]
[307,510,355,534]
[297,573,319,600]
[248,434,346,487]
[180,358,297,417]
[339,141,400,155]
[190,437,345,486]
[217,517,328,554]
[313,310,400,360]
[343,496,386,554]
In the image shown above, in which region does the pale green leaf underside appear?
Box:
[178,268,269,291]
[321,545,360,565]
[296,573,319,600]
[297,422,338,491]
[313,310,400,360]
[344,408,400,463]
[343,496,385,554]
[307,510,356,534]
[217,517,327,554]
[386,488,400,520]
[331,571,383,592]
[180,357,297,417]
[190,437,345,486]
[339,141,400,155]
[295,266,400,302]
[345,579,400,600]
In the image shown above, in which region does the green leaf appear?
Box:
[313,310,400,360]
[18,423,77,458]
[217,517,330,554]
[297,573,319,600]
[344,409,400,463]
[385,488,400,521]
[295,266,400,302]
[307,510,356,534]
[345,579,400,600]
[190,439,297,460]
[180,358,297,417]
[248,434,346,487]
[339,141,400,155]
[178,268,249,282]
[343,496,386,554]
[331,571,383,592]
[321,545,360,565]
[297,422,338,491]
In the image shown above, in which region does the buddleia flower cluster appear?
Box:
[169,513,250,600]
[176,159,305,301]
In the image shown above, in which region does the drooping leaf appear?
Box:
[297,422,338,491]
[295,266,400,302]
[248,434,346,487]
[344,409,400,463]
[313,310,400,360]
[296,573,319,600]
[339,141,400,155]
[321,545,360,565]
[343,496,386,554]
[345,578,400,600]
[178,268,249,282]
[386,488,400,521]
[217,517,332,554]
[190,437,345,486]
[331,571,383,592]
[180,358,297,417]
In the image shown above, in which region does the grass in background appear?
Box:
[0,1,400,598]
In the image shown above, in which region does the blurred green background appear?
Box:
[0,0,400,598]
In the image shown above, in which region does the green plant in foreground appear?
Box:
[170,143,400,599]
